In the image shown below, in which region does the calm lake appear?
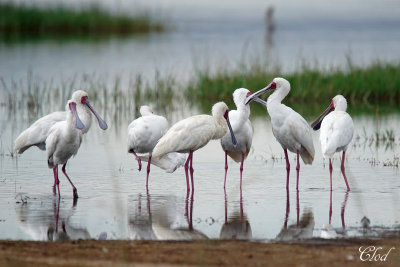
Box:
[0,0,399,241]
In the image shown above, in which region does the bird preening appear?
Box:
[14,78,354,200]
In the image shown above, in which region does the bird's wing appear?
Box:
[322,112,354,156]
[128,115,168,151]
[45,123,62,168]
[14,111,66,154]
[152,115,215,158]
[289,112,315,164]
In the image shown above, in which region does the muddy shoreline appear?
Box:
[1,238,399,266]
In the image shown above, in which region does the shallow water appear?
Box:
[0,107,399,241]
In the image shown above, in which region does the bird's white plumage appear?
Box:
[14,90,100,154]
[266,78,315,164]
[127,105,169,154]
[138,153,186,173]
[221,88,253,162]
[46,102,83,168]
[152,102,230,158]
[319,96,354,158]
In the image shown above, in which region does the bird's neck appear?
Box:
[77,106,92,133]
[214,116,228,140]
[267,89,287,105]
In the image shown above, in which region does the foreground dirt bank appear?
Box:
[0,238,399,266]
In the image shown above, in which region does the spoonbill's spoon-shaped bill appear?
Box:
[81,96,108,130]
[311,101,334,131]
[224,110,238,147]
[69,102,85,130]
[245,81,277,105]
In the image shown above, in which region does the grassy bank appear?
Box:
[0,3,165,38]
[187,62,400,115]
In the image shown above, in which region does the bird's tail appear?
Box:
[138,152,186,173]
[300,147,314,165]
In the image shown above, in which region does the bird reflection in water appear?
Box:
[219,190,252,240]
[276,189,314,241]
[16,196,90,241]
[128,193,207,240]
[321,191,349,238]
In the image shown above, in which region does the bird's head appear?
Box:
[311,95,346,131]
[212,102,237,147]
[140,105,154,116]
[245,77,290,105]
[70,90,108,130]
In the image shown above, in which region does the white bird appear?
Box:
[220,88,253,190]
[311,95,353,191]
[14,90,108,154]
[152,102,237,193]
[14,91,108,198]
[245,77,315,190]
[45,100,84,198]
[128,105,186,187]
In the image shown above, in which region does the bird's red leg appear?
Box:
[61,163,78,199]
[132,152,142,171]
[329,158,333,191]
[341,151,350,191]
[284,148,290,189]
[240,152,244,194]
[223,151,228,189]
[296,150,300,190]
[146,154,152,189]
[189,151,194,198]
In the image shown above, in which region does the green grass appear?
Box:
[187,61,400,116]
[0,3,165,39]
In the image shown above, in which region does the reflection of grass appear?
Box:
[187,62,400,116]
[0,3,165,40]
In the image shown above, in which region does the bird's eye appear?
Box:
[271,82,277,89]
[81,96,87,104]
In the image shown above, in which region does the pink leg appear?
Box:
[189,151,194,198]
[296,150,300,190]
[132,151,142,172]
[188,196,194,230]
[284,186,290,229]
[284,148,290,189]
[341,192,349,229]
[329,158,333,191]
[53,165,60,197]
[341,151,350,191]
[146,155,152,189]
[223,151,228,189]
[55,196,60,233]
[61,163,78,199]
[240,152,244,193]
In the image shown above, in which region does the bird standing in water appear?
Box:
[14,90,108,198]
[220,88,253,191]
[311,95,353,191]
[246,77,315,190]
[152,102,237,195]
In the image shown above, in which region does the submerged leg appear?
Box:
[284,148,290,189]
[284,186,290,229]
[61,163,78,199]
[296,150,300,190]
[132,151,142,172]
[296,187,300,227]
[240,152,245,193]
[341,151,350,191]
[341,192,349,229]
[329,189,333,224]
[146,154,152,189]
[223,151,228,189]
